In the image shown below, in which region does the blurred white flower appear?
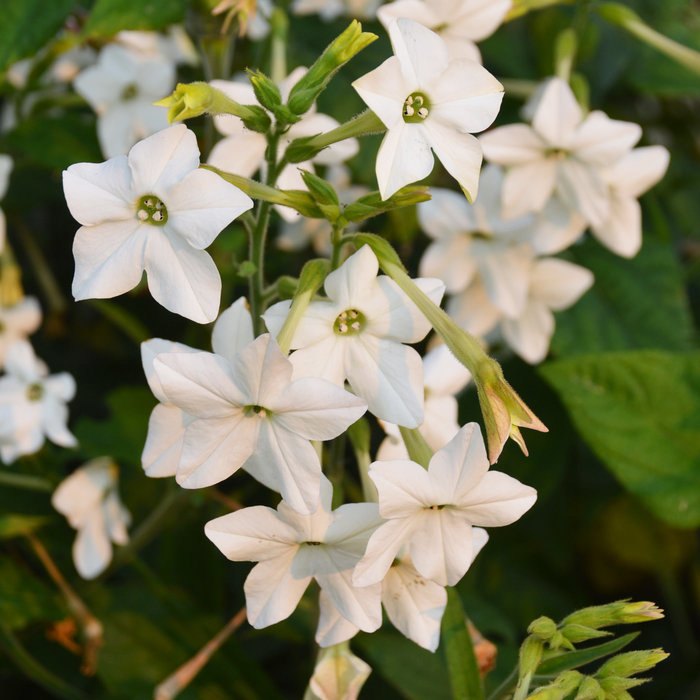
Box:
[52,457,131,579]
[308,641,371,700]
[264,245,444,427]
[0,154,12,251]
[353,422,536,587]
[63,124,253,323]
[0,340,76,463]
[352,18,503,200]
[377,0,512,62]
[74,43,176,158]
[205,475,383,633]
[208,68,358,222]
[480,77,642,227]
[0,296,42,368]
[292,0,382,21]
[116,27,198,66]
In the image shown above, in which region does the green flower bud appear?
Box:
[598,676,646,693]
[574,676,604,700]
[288,21,377,115]
[275,276,299,299]
[528,671,583,700]
[299,170,339,207]
[528,616,557,641]
[342,185,431,224]
[561,624,612,644]
[247,69,300,126]
[596,649,669,679]
[562,601,664,630]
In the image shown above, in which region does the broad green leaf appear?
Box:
[0,0,76,75]
[83,0,186,37]
[540,351,700,527]
[552,237,694,357]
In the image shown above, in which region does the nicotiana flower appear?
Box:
[591,145,670,258]
[292,0,382,21]
[74,43,176,158]
[352,18,503,200]
[208,68,358,221]
[63,124,254,323]
[480,76,642,227]
[446,276,503,340]
[52,457,131,579]
[418,165,537,318]
[150,332,367,513]
[0,340,76,463]
[116,27,199,66]
[499,257,593,364]
[0,296,41,367]
[353,422,536,587]
[263,245,445,428]
[205,475,383,635]
[0,154,12,251]
[377,0,512,63]
[307,641,371,700]
[377,343,471,461]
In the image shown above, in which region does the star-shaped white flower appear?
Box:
[263,245,444,428]
[205,475,383,633]
[63,124,254,323]
[0,154,12,252]
[377,0,512,63]
[353,422,536,587]
[73,43,175,158]
[499,257,593,364]
[377,343,471,461]
[480,77,642,227]
[0,340,76,463]
[150,332,367,513]
[52,458,131,579]
[352,18,503,200]
[208,69,358,222]
[0,296,42,368]
[591,145,670,258]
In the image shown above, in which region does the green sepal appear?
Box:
[343,186,431,223]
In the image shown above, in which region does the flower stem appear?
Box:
[442,588,484,700]
[0,470,52,491]
[399,426,433,470]
[506,0,574,21]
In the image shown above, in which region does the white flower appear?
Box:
[205,475,383,633]
[500,257,593,364]
[0,341,76,463]
[52,457,131,579]
[446,277,503,339]
[353,422,536,587]
[480,77,642,227]
[74,43,176,158]
[308,641,371,700]
[591,145,670,258]
[292,0,382,21]
[377,0,512,62]
[208,69,358,222]
[418,165,537,318]
[0,296,41,367]
[377,343,471,461]
[150,332,366,513]
[263,245,444,428]
[352,18,503,200]
[0,154,12,251]
[63,124,254,323]
[116,27,199,66]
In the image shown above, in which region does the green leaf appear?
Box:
[551,237,694,357]
[536,632,639,676]
[540,351,700,527]
[0,514,48,539]
[0,0,76,75]
[83,0,186,37]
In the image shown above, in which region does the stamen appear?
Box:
[403,92,431,123]
[333,308,367,335]
[135,194,168,225]
[417,107,429,119]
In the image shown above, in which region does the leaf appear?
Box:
[0,0,76,75]
[83,0,186,37]
[551,237,694,357]
[0,514,48,539]
[536,632,639,676]
[540,351,700,527]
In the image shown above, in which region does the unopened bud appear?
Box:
[528,616,557,641]
[598,676,646,694]
[342,186,431,223]
[528,671,583,700]
[518,635,544,683]
[574,676,604,700]
[597,649,669,679]
[562,601,664,630]
[561,624,611,644]
[307,641,371,700]
[548,630,575,651]
[288,21,377,114]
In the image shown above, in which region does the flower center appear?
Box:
[545,147,568,159]
[304,541,322,546]
[243,404,268,418]
[403,92,430,123]
[135,194,168,225]
[26,382,43,401]
[121,83,139,101]
[333,309,366,335]
[429,504,446,511]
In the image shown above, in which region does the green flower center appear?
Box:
[403,92,431,123]
[333,309,366,335]
[121,83,139,101]
[243,404,268,418]
[135,194,168,226]
[304,541,322,546]
[545,147,568,159]
[26,382,43,401]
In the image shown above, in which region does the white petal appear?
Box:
[530,195,587,255]
[423,344,472,396]
[43,372,77,403]
[324,245,379,308]
[449,0,512,42]
[389,18,449,88]
[41,396,77,448]
[500,159,557,218]
[211,297,254,363]
[143,229,221,323]
[141,403,188,478]
[501,302,554,364]
[207,131,267,177]
[418,186,477,240]
[317,568,382,632]
[166,168,253,249]
[479,242,534,318]
[73,511,112,579]
[531,77,582,146]
[570,111,641,166]
[530,258,594,310]
[352,56,409,130]
[315,590,361,647]
[288,336,347,386]
[140,338,196,401]
[603,145,669,198]
[480,124,545,165]
[591,195,641,258]
[445,278,502,338]
[458,470,537,526]
[72,221,147,300]
[556,158,610,228]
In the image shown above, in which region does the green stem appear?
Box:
[442,588,484,700]
[330,223,347,271]
[399,426,433,469]
[0,470,52,492]
[269,8,288,83]
[487,666,519,700]
[0,620,88,700]
[88,299,150,344]
[505,0,574,20]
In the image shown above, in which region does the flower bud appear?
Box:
[155,82,271,132]
[562,601,664,630]
[247,69,300,126]
[518,634,544,680]
[598,676,646,694]
[288,21,377,115]
[528,616,557,641]
[299,170,341,221]
[342,186,430,224]
[307,641,371,700]
[528,671,583,700]
[596,649,669,679]
[561,624,611,644]
[574,676,604,700]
